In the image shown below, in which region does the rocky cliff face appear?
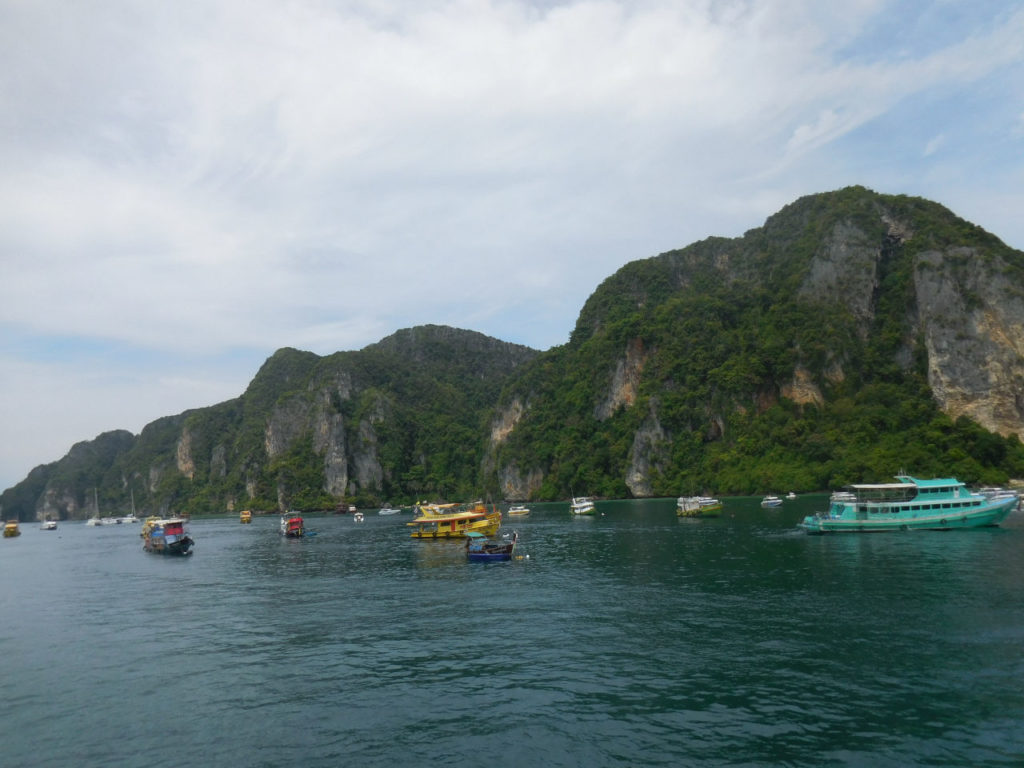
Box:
[914,248,1024,438]
[625,403,668,497]
[595,338,648,420]
[791,204,1024,440]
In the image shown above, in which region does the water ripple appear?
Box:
[2,503,1024,766]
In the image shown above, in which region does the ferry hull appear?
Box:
[800,497,1017,534]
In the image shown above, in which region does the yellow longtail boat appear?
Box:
[408,501,502,539]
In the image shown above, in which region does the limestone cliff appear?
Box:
[913,248,1024,439]
[625,403,668,497]
[595,338,648,420]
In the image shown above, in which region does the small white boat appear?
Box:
[353,511,365,522]
[761,495,783,508]
[117,491,140,523]
[86,488,103,525]
[378,506,401,515]
[677,496,723,517]
[786,492,797,500]
[570,496,596,515]
[41,519,58,530]
[507,505,530,517]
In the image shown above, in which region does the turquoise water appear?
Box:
[3,496,1023,767]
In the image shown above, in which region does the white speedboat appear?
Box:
[761,495,783,508]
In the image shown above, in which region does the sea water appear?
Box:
[2,497,1023,767]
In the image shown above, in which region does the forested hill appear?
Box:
[4,187,1024,520]
[486,186,1024,498]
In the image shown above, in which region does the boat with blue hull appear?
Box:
[141,517,194,555]
[799,475,1019,534]
[465,530,518,562]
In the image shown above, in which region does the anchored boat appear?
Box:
[570,496,596,515]
[141,517,194,555]
[279,513,304,538]
[466,530,519,561]
[3,520,21,538]
[799,475,1019,534]
[677,496,722,517]
[408,501,501,539]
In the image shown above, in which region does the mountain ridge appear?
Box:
[4,186,1023,520]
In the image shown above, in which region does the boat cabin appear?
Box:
[832,477,983,519]
[280,515,304,537]
[142,518,193,555]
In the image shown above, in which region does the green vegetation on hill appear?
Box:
[487,187,1024,497]
[3,188,1023,520]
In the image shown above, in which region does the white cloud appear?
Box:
[923,134,945,156]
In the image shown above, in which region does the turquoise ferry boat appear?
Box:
[799,475,1019,534]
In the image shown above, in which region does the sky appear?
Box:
[1,0,1023,492]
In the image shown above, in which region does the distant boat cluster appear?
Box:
[7,477,1021,560]
[84,487,141,527]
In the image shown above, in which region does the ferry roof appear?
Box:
[851,476,962,490]
[850,483,913,490]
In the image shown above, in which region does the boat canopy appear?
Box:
[850,483,914,490]
[465,531,486,538]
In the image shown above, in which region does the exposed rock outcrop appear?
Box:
[914,248,1024,439]
[625,404,668,496]
[596,338,648,420]
[781,366,825,407]
[498,464,544,500]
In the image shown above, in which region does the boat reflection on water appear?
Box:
[411,538,468,569]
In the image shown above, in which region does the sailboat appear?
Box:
[85,488,103,526]
[117,489,140,524]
